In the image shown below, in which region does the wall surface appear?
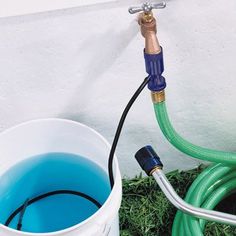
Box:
[0,0,114,17]
[0,0,236,177]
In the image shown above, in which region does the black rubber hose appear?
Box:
[17,198,29,231]
[108,76,150,188]
[5,190,102,227]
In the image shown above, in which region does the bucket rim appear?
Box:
[0,118,122,235]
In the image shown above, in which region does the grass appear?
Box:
[120,165,236,236]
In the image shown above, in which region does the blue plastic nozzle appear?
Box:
[144,48,166,92]
[135,145,163,176]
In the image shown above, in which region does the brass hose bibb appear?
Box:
[129,2,166,54]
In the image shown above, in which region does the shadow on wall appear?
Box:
[59,20,139,117]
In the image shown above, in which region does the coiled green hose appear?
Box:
[154,101,236,235]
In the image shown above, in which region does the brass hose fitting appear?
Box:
[151,90,165,103]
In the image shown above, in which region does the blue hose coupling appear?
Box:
[144,48,166,92]
[135,145,163,176]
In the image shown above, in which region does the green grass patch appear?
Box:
[120,166,236,236]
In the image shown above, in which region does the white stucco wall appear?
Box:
[0,0,236,177]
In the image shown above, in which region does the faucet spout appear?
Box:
[138,14,161,54]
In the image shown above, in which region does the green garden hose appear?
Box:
[154,101,236,235]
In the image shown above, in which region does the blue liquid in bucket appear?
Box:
[0,153,111,233]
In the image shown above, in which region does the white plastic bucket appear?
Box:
[0,118,122,236]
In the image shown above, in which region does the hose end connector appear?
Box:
[144,48,166,92]
[135,145,163,176]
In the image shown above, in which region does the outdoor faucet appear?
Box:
[129,2,166,54]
